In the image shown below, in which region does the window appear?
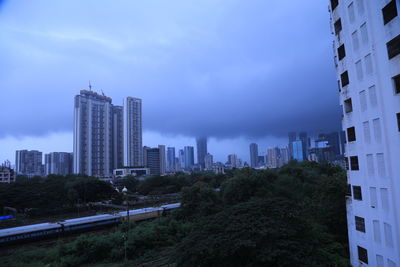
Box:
[363,121,371,143]
[384,223,394,247]
[353,185,362,200]
[365,54,373,74]
[373,220,382,243]
[355,216,366,232]
[334,18,342,35]
[388,259,396,267]
[348,3,355,23]
[347,127,356,142]
[331,0,339,11]
[338,44,346,60]
[360,23,369,44]
[393,74,400,94]
[356,60,363,80]
[369,85,378,107]
[346,184,352,196]
[350,156,359,170]
[352,31,360,50]
[344,98,353,113]
[382,0,398,25]
[376,255,384,267]
[377,153,386,177]
[373,118,382,143]
[367,154,375,177]
[341,71,349,87]
[387,34,400,59]
[357,246,368,264]
[381,188,389,211]
[397,113,400,131]
[360,90,367,111]
[370,187,377,207]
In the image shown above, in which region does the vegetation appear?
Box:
[1,161,350,266]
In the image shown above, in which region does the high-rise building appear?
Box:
[158,145,166,175]
[167,147,176,172]
[45,152,73,176]
[249,143,259,168]
[73,90,116,176]
[266,148,279,169]
[15,150,43,177]
[329,1,400,265]
[124,97,143,167]
[204,153,214,170]
[292,141,303,162]
[184,146,194,170]
[0,161,15,183]
[227,154,238,168]
[144,147,161,175]
[288,132,297,159]
[258,155,265,167]
[279,147,290,166]
[196,137,207,169]
[112,105,124,169]
[178,149,185,170]
[299,132,309,160]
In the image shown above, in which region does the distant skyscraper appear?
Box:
[15,150,43,177]
[204,153,213,170]
[258,155,265,167]
[73,90,116,176]
[158,145,166,175]
[267,148,278,169]
[178,149,185,170]
[227,154,238,168]
[124,97,143,167]
[196,137,207,169]
[167,147,176,172]
[145,147,161,175]
[299,132,308,160]
[279,147,289,166]
[112,106,124,169]
[249,143,259,168]
[288,132,297,159]
[292,141,303,162]
[45,152,73,176]
[184,146,194,170]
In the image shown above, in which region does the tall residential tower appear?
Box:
[123,97,143,167]
[329,1,400,266]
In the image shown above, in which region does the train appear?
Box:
[0,203,180,246]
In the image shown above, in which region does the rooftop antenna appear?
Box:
[88,81,92,91]
[101,89,105,96]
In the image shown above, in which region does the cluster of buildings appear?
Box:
[249,131,344,169]
[329,0,400,266]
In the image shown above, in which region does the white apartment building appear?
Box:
[329,0,400,266]
[123,97,143,167]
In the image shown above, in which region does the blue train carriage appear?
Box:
[160,203,181,215]
[61,214,121,233]
[0,222,62,245]
[118,207,164,222]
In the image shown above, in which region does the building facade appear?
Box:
[45,152,73,176]
[123,97,143,167]
[15,150,43,177]
[167,147,176,172]
[196,137,208,169]
[184,146,194,170]
[249,143,259,168]
[0,164,15,183]
[292,141,304,162]
[329,0,400,266]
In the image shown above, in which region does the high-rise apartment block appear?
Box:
[184,146,194,170]
[292,141,304,162]
[15,150,44,177]
[144,145,166,175]
[249,143,259,168]
[124,97,143,167]
[167,147,176,172]
[73,90,142,176]
[45,152,73,176]
[329,0,400,265]
[196,137,207,169]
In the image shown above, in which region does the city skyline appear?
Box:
[0,1,341,165]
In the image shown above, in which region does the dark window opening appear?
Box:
[393,74,400,94]
[341,71,349,87]
[350,156,359,170]
[338,44,346,61]
[357,246,368,264]
[344,98,353,113]
[387,34,400,59]
[331,0,339,11]
[382,0,398,25]
[355,216,366,232]
[353,185,362,200]
[397,113,400,132]
[347,127,356,142]
[334,19,342,35]
[338,80,341,92]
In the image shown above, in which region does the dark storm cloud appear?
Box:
[0,0,340,139]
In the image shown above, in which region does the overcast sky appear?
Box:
[0,0,340,163]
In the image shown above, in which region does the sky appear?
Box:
[0,0,341,163]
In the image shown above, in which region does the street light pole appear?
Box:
[122,186,129,262]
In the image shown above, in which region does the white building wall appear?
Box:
[329,0,400,266]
